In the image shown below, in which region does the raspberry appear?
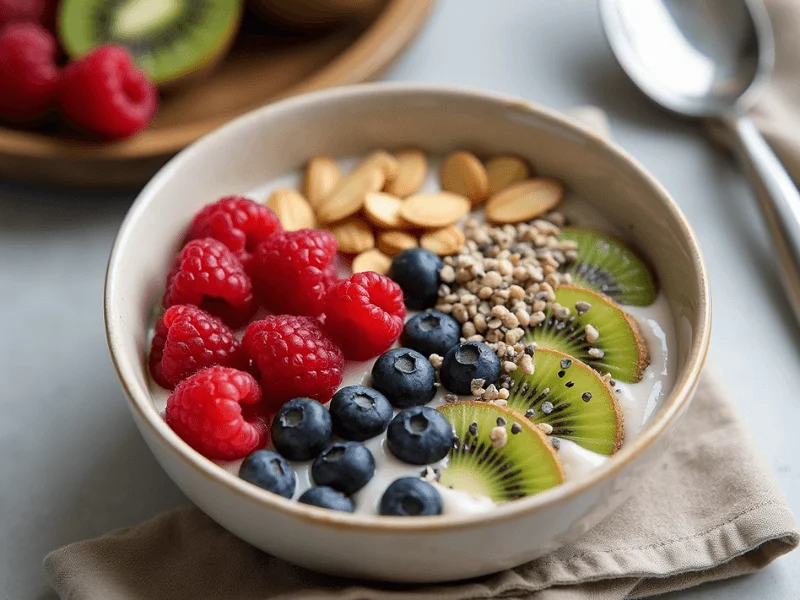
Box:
[149,305,249,389]
[165,367,269,460]
[0,0,48,29]
[59,45,157,139]
[163,238,256,328]
[0,23,59,122]
[250,229,338,316]
[243,315,344,408]
[186,196,282,271]
[325,272,406,360]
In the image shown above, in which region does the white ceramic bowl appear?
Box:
[105,83,711,583]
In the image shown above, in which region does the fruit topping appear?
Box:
[239,450,296,499]
[524,285,649,383]
[371,348,436,409]
[271,398,333,462]
[163,237,256,328]
[0,0,51,29]
[243,315,344,408]
[437,402,564,501]
[324,271,406,360]
[298,487,355,512]
[58,45,157,139]
[401,310,461,358]
[506,348,623,455]
[388,248,443,310]
[165,366,267,460]
[186,196,282,270]
[560,228,657,306]
[386,406,453,465]
[440,341,501,395]
[379,477,443,516]
[148,304,247,389]
[0,22,59,122]
[329,385,393,442]
[250,228,338,316]
[58,0,243,87]
[311,441,375,495]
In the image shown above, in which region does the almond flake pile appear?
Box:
[434,214,578,374]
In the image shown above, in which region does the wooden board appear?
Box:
[0,0,436,188]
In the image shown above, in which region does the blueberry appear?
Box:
[298,486,355,512]
[379,477,443,516]
[271,398,332,461]
[311,441,375,495]
[239,450,296,499]
[329,385,393,442]
[386,406,453,465]
[440,341,501,395]
[401,311,461,357]
[388,248,443,310]
[371,348,436,408]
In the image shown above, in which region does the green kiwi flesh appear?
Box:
[59,0,242,86]
[506,348,623,455]
[524,285,649,383]
[438,401,564,502]
[560,228,657,306]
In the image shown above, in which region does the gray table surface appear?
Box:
[2,1,799,598]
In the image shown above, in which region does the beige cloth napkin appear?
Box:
[44,371,798,600]
[46,0,800,595]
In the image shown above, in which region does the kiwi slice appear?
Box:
[59,0,242,87]
[437,402,564,502]
[524,285,649,383]
[560,228,657,306]
[506,348,622,455]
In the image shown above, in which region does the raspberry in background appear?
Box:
[59,45,157,139]
[0,0,50,29]
[149,305,248,389]
[165,366,268,461]
[0,22,59,122]
[250,229,338,316]
[325,271,406,360]
[163,237,256,328]
[243,315,344,408]
[186,196,282,271]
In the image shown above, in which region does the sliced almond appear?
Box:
[317,160,385,224]
[266,188,316,231]
[327,218,375,254]
[385,149,427,197]
[485,155,531,196]
[304,156,341,209]
[440,150,489,206]
[400,192,471,229]
[352,248,392,275]
[377,231,418,256]
[363,192,405,229]
[485,178,565,224]
[362,150,399,183]
[420,226,466,256]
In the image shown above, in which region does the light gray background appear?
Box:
[1,1,798,598]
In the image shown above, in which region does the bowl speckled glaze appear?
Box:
[104,84,711,583]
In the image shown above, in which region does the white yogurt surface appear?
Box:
[147,154,677,515]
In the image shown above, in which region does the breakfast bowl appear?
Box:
[104,83,711,583]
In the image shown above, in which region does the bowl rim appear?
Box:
[104,82,711,531]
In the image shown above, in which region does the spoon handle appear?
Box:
[725,115,800,320]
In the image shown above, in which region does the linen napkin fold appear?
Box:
[44,370,798,600]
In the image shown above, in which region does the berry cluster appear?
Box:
[151,195,407,460]
[0,3,156,138]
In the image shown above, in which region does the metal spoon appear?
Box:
[600,0,800,320]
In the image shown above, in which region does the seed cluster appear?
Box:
[435,213,576,370]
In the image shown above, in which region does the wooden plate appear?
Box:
[0,0,436,187]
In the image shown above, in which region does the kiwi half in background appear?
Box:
[59,0,243,87]
[506,348,623,455]
[437,402,564,502]
[524,285,649,383]
[560,228,657,306]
